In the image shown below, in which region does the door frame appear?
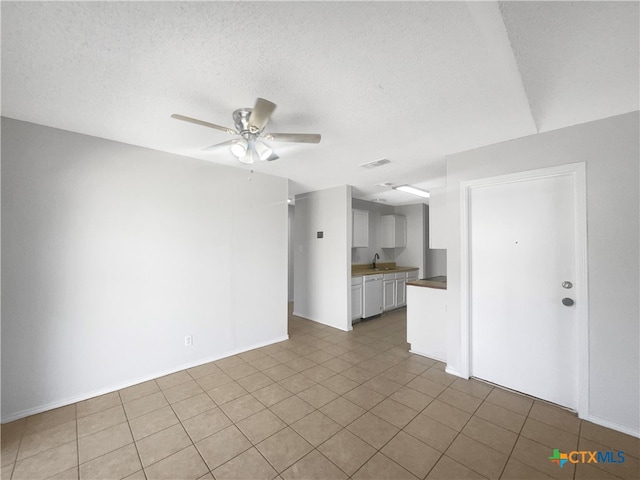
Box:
[459,162,589,417]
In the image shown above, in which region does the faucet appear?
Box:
[372,253,380,269]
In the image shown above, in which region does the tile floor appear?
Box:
[1,307,638,480]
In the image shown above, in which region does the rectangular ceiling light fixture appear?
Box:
[359,158,390,169]
[393,185,430,198]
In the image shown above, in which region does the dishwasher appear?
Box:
[363,274,383,318]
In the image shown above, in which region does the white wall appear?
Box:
[293,186,351,331]
[424,205,447,278]
[288,205,295,302]
[1,118,289,422]
[394,204,426,278]
[351,198,395,265]
[443,112,639,436]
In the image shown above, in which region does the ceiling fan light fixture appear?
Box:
[230,138,248,157]
[393,185,430,198]
[238,149,254,164]
[254,140,273,161]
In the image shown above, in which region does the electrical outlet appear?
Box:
[184,335,193,347]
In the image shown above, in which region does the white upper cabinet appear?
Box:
[352,209,369,248]
[429,187,447,249]
[381,214,406,248]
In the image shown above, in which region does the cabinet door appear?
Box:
[383,279,396,311]
[351,284,363,321]
[395,215,407,248]
[381,215,407,248]
[352,210,369,248]
[395,278,407,307]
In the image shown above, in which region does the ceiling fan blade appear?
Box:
[263,133,321,144]
[201,139,239,151]
[248,98,277,133]
[171,114,236,135]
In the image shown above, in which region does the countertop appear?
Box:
[407,276,447,289]
[352,263,419,276]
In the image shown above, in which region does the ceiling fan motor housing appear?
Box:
[233,108,255,136]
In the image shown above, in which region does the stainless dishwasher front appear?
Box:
[363,274,383,318]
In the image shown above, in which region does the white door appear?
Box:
[470,173,578,409]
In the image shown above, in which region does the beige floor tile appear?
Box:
[215,356,248,371]
[462,416,518,454]
[320,396,366,427]
[370,398,419,428]
[340,351,370,365]
[403,414,458,452]
[124,469,147,479]
[182,407,232,443]
[322,358,353,374]
[129,405,180,441]
[196,424,251,471]
[156,371,192,390]
[17,420,77,461]
[352,452,418,480]
[380,367,418,385]
[574,462,621,479]
[362,375,403,397]
[291,411,342,447]
[270,349,300,364]
[521,417,579,452]
[423,399,472,431]
[135,423,192,468]
[341,366,376,384]
[510,436,574,479]
[269,396,315,425]
[406,376,448,398]
[220,394,265,422]
[2,439,20,467]
[300,365,335,383]
[195,372,234,391]
[237,372,275,393]
[162,379,205,404]
[12,441,77,480]
[239,348,269,362]
[426,455,487,479]
[263,364,297,382]
[120,381,160,404]
[247,355,282,371]
[281,450,347,480]
[172,392,216,421]
[390,386,434,412]
[144,445,209,480]
[305,351,334,364]
[48,465,78,480]
[207,381,248,405]
[485,389,534,416]
[256,427,313,473]
[284,356,317,373]
[320,374,360,395]
[501,457,553,479]
[580,421,640,458]
[77,404,127,438]
[224,362,260,380]
[578,437,639,480]
[346,412,400,449]
[318,428,376,477]
[528,402,581,436]
[343,385,385,410]
[77,392,122,418]
[78,422,133,464]
[445,434,508,479]
[438,387,483,414]
[420,368,458,387]
[296,384,338,409]
[474,402,526,434]
[213,447,278,480]
[278,374,316,395]
[397,360,431,376]
[449,378,493,400]
[79,443,141,480]
[381,431,442,478]
[23,405,76,436]
[236,409,287,444]
[187,361,222,380]
[1,463,14,479]
[123,391,168,419]
[253,383,293,407]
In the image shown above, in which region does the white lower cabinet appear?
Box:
[395,273,407,307]
[351,276,363,322]
[383,274,396,311]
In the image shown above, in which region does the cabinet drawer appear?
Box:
[351,276,363,286]
[395,272,407,280]
[383,273,395,280]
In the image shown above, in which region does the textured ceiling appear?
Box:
[2,1,638,205]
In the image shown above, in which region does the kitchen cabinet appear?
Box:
[352,209,369,248]
[395,272,407,307]
[383,274,396,311]
[351,276,363,322]
[381,215,406,248]
[429,187,446,249]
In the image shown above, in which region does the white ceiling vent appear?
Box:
[359,158,390,169]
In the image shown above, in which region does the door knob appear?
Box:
[562,281,573,289]
[562,298,574,306]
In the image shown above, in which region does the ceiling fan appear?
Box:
[171,98,321,164]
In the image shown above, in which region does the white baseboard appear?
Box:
[444,366,467,379]
[586,414,640,439]
[409,349,446,363]
[1,335,289,424]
